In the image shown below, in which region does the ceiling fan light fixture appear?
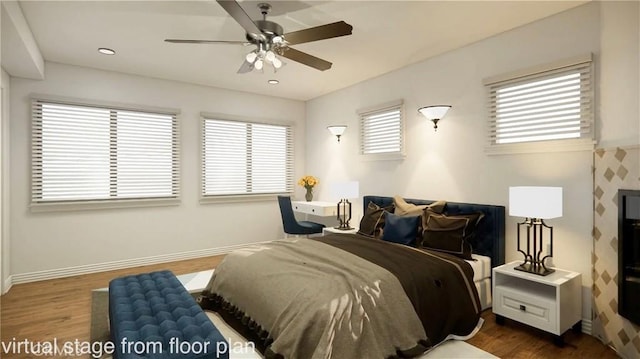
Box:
[246,51,258,63]
[272,57,282,69]
[166,1,353,73]
[265,50,276,62]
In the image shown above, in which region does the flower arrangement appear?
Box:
[298,175,319,190]
[298,175,319,201]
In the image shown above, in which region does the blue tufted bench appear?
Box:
[109,270,228,359]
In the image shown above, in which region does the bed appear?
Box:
[199,195,505,359]
[363,195,506,310]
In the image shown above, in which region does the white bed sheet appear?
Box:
[474,277,492,310]
[466,254,492,282]
[465,254,492,310]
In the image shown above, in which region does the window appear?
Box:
[31,99,179,207]
[484,54,594,151]
[201,116,293,199]
[358,100,404,159]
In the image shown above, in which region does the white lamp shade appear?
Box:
[331,181,359,200]
[418,105,451,120]
[509,186,563,219]
[327,125,347,136]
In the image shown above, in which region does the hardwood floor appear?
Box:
[0,255,619,358]
[468,312,619,358]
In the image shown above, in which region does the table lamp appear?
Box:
[331,181,359,230]
[509,186,563,276]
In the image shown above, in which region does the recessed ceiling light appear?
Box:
[268,79,279,85]
[98,48,116,55]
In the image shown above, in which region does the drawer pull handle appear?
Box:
[519,305,526,311]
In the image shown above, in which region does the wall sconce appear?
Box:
[418,105,452,131]
[327,125,347,142]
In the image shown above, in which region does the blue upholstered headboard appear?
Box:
[363,195,506,267]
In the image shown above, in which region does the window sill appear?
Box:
[200,193,291,204]
[30,197,180,212]
[360,152,406,161]
[485,139,596,156]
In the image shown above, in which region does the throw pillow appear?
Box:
[357,201,392,238]
[393,195,446,216]
[421,209,484,260]
[381,212,421,246]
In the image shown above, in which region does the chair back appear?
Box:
[277,196,299,234]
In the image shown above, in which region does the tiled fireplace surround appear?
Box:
[593,146,640,358]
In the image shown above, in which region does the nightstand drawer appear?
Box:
[495,286,557,333]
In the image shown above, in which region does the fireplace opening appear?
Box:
[618,189,640,325]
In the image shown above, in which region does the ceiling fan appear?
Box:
[165,0,353,73]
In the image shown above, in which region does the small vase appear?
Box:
[305,188,313,202]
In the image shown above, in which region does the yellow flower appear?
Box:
[298,175,319,189]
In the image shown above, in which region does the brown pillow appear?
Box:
[393,195,446,216]
[357,201,393,238]
[421,209,484,260]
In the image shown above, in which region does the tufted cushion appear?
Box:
[109,270,228,359]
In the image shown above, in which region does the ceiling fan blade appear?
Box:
[237,60,254,74]
[280,47,332,71]
[284,21,353,45]
[216,0,264,41]
[165,39,248,45]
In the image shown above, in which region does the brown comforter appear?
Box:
[199,233,481,359]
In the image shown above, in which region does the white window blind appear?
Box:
[359,101,404,157]
[486,56,594,146]
[202,117,293,197]
[32,99,179,205]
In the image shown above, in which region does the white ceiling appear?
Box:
[5,0,588,101]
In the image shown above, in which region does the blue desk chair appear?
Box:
[277,196,325,237]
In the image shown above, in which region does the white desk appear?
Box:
[292,200,337,217]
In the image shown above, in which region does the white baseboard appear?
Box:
[2,274,13,294]
[10,241,271,285]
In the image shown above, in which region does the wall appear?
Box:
[1,68,9,293]
[0,69,11,293]
[591,1,640,358]
[9,62,305,279]
[306,3,599,322]
[598,1,640,148]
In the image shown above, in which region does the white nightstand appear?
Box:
[492,261,582,346]
[322,226,359,235]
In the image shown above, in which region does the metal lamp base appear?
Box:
[334,225,354,230]
[515,218,555,276]
[514,262,555,276]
